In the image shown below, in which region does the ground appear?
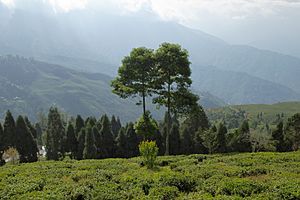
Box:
[0,152,300,199]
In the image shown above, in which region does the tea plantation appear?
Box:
[1,152,300,200]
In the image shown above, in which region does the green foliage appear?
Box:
[134,111,158,140]
[45,107,64,161]
[65,123,77,159]
[0,152,300,199]
[15,116,38,163]
[3,110,17,149]
[285,113,300,151]
[139,140,159,169]
[83,126,97,159]
[99,114,115,158]
[111,47,155,114]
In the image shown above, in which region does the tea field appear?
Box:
[0,152,300,199]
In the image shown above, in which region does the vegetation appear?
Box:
[0,152,300,199]
[139,140,159,169]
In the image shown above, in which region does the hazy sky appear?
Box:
[1,0,300,57]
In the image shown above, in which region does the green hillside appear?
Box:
[207,101,300,124]
[0,56,223,122]
[1,152,300,199]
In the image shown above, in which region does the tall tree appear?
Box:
[116,127,127,157]
[77,128,86,160]
[272,121,285,152]
[111,47,155,116]
[169,123,180,155]
[65,123,78,159]
[125,123,139,158]
[99,114,115,158]
[75,115,85,137]
[285,113,300,151]
[24,117,37,139]
[236,120,252,152]
[3,110,17,149]
[15,116,38,163]
[83,126,97,159]
[215,122,227,153]
[45,107,64,160]
[0,123,5,165]
[153,43,198,155]
[111,115,121,138]
[201,125,217,154]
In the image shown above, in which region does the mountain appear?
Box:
[0,6,299,104]
[0,56,222,121]
[192,66,300,104]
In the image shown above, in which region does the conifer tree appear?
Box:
[285,113,300,151]
[180,126,195,154]
[45,107,64,160]
[201,125,217,154]
[65,123,78,159]
[24,116,37,139]
[77,128,85,160]
[116,127,127,157]
[99,115,115,158]
[3,110,17,149]
[75,115,85,137]
[35,123,43,145]
[237,120,252,152]
[111,115,121,138]
[15,116,38,163]
[92,126,101,158]
[125,122,139,157]
[193,128,208,154]
[215,122,227,153]
[272,121,285,152]
[0,123,5,165]
[169,123,180,155]
[83,126,97,159]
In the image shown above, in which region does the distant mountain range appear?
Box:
[0,56,224,121]
[0,3,299,109]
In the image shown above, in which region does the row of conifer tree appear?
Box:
[1,107,299,165]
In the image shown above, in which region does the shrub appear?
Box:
[148,186,179,200]
[139,141,159,169]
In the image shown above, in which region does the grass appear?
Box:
[1,152,300,199]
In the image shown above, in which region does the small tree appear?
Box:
[134,111,158,140]
[139,140,159,169]
[65,123,78,159]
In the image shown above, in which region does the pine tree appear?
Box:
[169,123,180,155]
[35,123,43,145]
[272,121,285,152]
[0,123,5,165]
[83,126,97,159]
[125,123,139,158]
[201,125,217,154]
[193,128,208,154]
[99,115,115,158]
[111,115,121,138]
[285,113,300,151]
[77,128,85,160]
[215,122,227,153]
[65,123,78,159]
[180,126,194,154]
[92,126,101,158]
[75,115,85,137]
[237,120,252,152]
[45,107,64,160]
[116,127,127,157]
[24,117,37,139]
[3,110,17,149]
[15,116,38,163]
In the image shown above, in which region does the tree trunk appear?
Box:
[165,82,171,156]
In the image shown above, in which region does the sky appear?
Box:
[1,0,300,57]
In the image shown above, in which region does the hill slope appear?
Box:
[0,56,222,121]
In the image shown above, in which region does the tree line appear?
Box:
[1,106,299,166]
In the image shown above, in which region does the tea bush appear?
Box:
[0,151,300,199]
